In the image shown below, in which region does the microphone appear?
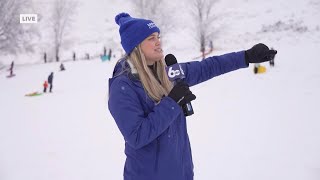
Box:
[165,54,194,116]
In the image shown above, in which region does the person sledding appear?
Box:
[60,63,65,71]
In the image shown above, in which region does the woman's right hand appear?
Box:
[168,81,196,106]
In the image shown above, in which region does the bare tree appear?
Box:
[50,0,78,62]
[130,0,175,44]
[190,0,218,59]
[0,0,39,55]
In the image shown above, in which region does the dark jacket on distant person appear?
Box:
[48,72,54,84]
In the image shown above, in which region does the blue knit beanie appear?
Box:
[115,12,160,55]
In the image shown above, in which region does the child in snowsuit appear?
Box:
[43,81,48,93]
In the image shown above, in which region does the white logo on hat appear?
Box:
[147,22,156,29]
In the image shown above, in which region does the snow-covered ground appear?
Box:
[1,0,320,180]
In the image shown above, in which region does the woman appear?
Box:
[108,12,277,180]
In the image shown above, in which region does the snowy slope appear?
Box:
[1,0,320,180]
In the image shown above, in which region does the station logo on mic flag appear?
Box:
[165,64,185,81]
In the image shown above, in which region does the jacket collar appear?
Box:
[110,58,144,89]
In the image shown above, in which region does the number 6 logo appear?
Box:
[168,67,180,78]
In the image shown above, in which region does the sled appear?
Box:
[6,74,16,78]
[257,66,266,73]
[101,55,110,62]
[254,66,267,74]
[25,91,43,97]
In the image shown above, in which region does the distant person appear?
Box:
[9,61,14,76]
[269,47,276,67]
[209,40,213,52]
[269,58,274,67]
[48,72,54,93]
[108,48,112,60]
[43,81,48,93]
[108,12,277,180]
[104,46,107,56]
[60,63,65,71]
[73,52,76,61]
[44,52,47,63]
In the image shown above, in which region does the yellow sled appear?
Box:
[254,65,266,74]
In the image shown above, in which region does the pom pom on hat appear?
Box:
[115,12,130,25]
[115,12,160,55]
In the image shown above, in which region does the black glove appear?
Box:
[245,43,277,65]
[168,81,196,106]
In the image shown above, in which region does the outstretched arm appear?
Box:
[181,51,247,86]
[181,43,277,86]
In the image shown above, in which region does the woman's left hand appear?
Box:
[245,43,277,64]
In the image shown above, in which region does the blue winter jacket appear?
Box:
[108,51,248,180]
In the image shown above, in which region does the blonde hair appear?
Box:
[128,46,173,102]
